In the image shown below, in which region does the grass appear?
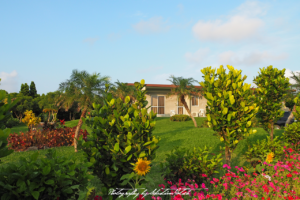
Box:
[0,117,286,199]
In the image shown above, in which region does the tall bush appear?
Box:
[199,65,259,166]
[77,80,160,199]
[252,66,290,141]
[0,90,19,164]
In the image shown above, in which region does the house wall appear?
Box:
[145,89,207,117]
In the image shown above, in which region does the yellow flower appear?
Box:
[266,152,274,163]
[133,157,151,176]
[220,137,224,141]
[234,140,239,144]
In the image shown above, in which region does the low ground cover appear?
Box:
[0,117,289,199]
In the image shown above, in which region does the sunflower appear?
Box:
[133,158,151,176]
[266,152,274,163]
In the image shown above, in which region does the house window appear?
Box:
[192,96,198,106]
[151,96,164,114]
[178,98,184,114]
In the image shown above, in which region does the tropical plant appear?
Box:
[109,79,137,104]
[76,80,160,200]
[29,81,38,98]
[199,65,259,166]
[166,75,204,128]
[253,66,291,141]
[0,89,19,164]
[285,71,300,126]
[58,69,111,152]
[42,108,58,123]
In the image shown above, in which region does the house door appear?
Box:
[151,96,165,114]
[178,98,184,114]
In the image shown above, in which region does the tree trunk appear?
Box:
[225,145,231,166]
[180,95,197,127]
[69,112,72,121]
[74,108,87,153]
[285,105,296,127]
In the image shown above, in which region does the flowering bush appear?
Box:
[152,146,300,199]
[22,110,41,129]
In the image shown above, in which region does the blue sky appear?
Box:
[1,0,300,95]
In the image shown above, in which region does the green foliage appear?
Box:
[10,93,34,122]
[0,90,19,164]
[20,83,30,96]
[253,66,290,140]
[199,65,259,165]
[170,114,191,122]
[5,116,20,128]
[243,136,287,173]
[282,122,300,151]
[0,148,94,200]
[292,96,300,121]
[76,80,161,199]
[159,146,223,185]
[0,90,20,129]
[29,81,38,98]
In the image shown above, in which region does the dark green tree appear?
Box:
[20,83,30,96]
[29,81,38,98]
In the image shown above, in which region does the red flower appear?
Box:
[94,196,102,200]
[60,119,65,125]
[136,194,145,200]
[287,173,292,178]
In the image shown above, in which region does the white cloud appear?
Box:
[0,70,19,93]
[185,48,210,65]
[132,16,171,35]
[218,50,288,66]
[137,66,164,74]
[83,37,99,45]
[191,0,271,43]
[192,16,264,43]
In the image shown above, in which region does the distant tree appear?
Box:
[20,83,30,96]
[109,80,137,104]
[10,93,34,122]
[29,81,38,98]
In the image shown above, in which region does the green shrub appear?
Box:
[282,122,300,151]
[159,146,223,186]
[5,116,20,128]
[0,148,94,200]
[243,136,289,175]
[170,114,191,122]
[77,80,161,199]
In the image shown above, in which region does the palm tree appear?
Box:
[285,71,300,126]
[58,70,111,152]
[166,75,204,127]
[109,80,137,104]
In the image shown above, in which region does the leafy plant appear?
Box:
[76,80,161,200]
[198,118,210,128]
[159,146,223,186]
[170,114,191,122]
[0,89,19,164]
[22,110,41,129]
[253,66,291,141]
[0,148,94,200]
[199,65,259,166]
[7,126,89,152]
[243,135,288,175]
[5,115,20,128]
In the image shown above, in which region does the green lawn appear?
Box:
[0,118,285,199]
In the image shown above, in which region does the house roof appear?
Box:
[126,83,257,90]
